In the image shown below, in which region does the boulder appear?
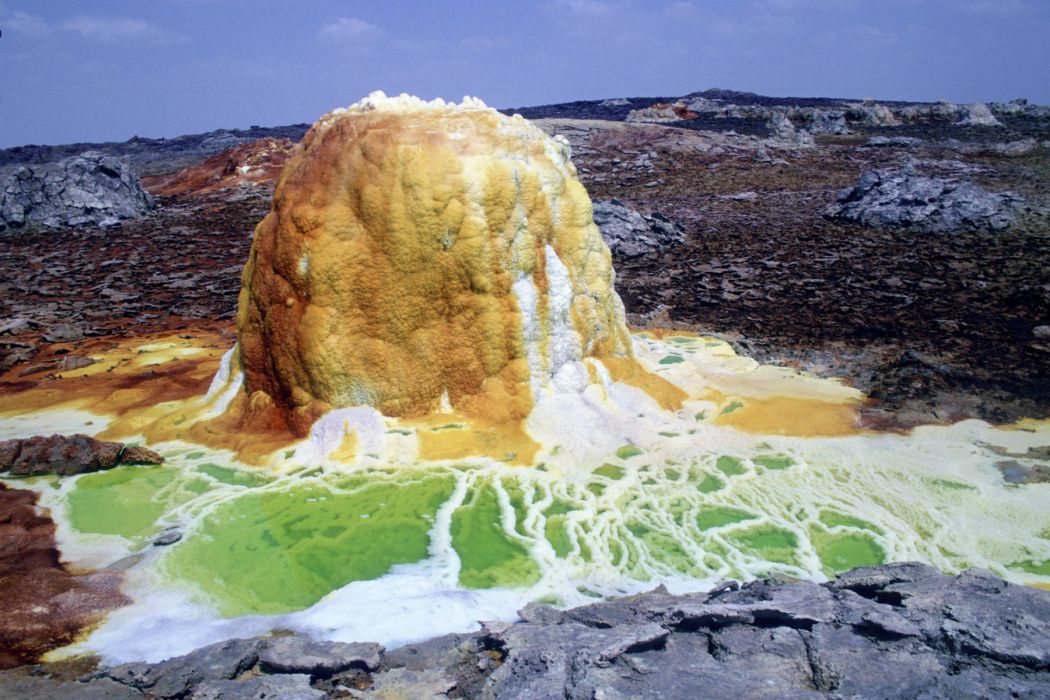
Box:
[847,100,899,127]
[957,102,1003,127]
[193,674,324,700]
[0,434,163,477]
[591,199,685,258]
[0,152,154,232]
[766,111,815,147]
[824,164,1025,233]
[104,638,261,699]
[806,109,850,135]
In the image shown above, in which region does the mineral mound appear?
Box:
[237,92,634,433]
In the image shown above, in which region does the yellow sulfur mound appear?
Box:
[237,92,633,434]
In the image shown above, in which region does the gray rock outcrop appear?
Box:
[824,164,1026,233]
[896,101,960,122]
[957,102,1004,127]
[766,112,815,147]
[806,109,850,135]
[847,100,899,127]
[0,151,153,233]
[592,199,685,258]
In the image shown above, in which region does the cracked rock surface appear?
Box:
[592,198,685,259]
[825,164,1027,233]
[1,563,1047,698]
[0,152,154,233]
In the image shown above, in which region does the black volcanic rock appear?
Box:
[0,152,154,232]
[1,564,1038,698]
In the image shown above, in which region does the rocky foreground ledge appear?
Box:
[1,563,1048,699]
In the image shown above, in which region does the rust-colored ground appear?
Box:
[0,484,128,669]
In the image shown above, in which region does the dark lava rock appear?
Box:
[0,434,164,477]
[4,564,1049,698]
[0,675,144,699]
[475,564,1050,698]
[151,528,183,547]
[824,164,1026,233]
[592,198,685,258]
[104,638,261,699]
[0,151,154,233]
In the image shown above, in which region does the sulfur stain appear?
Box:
[715,395,863,437]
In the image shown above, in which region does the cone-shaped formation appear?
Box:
[237,92,632,433]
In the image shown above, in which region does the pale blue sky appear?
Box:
[1,0,1047,147]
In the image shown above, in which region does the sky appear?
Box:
[1,0,1048,148]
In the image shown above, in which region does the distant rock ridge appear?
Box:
[0,152,154,233]
[0,123,310,175]
[141,137,296,196]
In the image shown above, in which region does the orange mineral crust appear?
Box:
[0,329,231,419]
[236,93,636,435]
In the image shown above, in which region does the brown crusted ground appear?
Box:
[141,137,295,197]
[0,484,128,669]
[0,123,1048,428]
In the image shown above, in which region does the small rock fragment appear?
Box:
[259,636,384,676]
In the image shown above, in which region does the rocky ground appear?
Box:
[1,90,1049,694]
[2,90,1048,426]
[0,563,1047,698]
